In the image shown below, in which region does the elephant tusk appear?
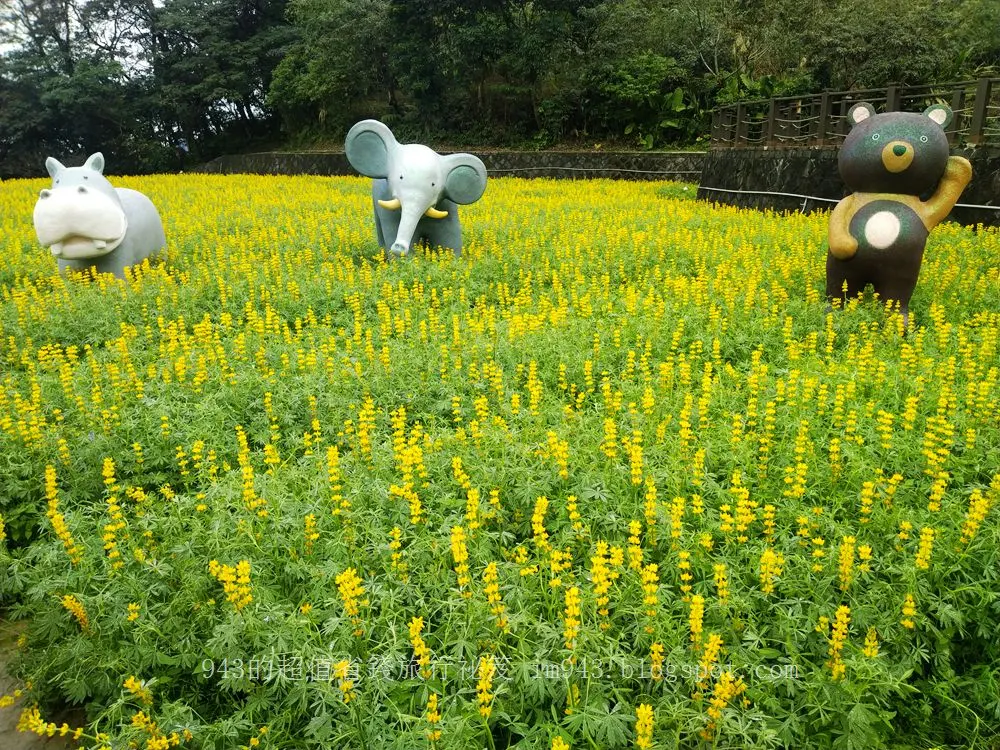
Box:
[378,198,401,210]
[424,207,449,219]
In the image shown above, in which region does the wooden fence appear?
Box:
[710,78,1000,148]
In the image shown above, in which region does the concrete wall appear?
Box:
[697,146,1000,227]
[196,150,707,182]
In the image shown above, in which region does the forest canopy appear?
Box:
[1,0,998,175]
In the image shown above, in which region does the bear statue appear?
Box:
[33,152,166,279]
[826,103,972,325]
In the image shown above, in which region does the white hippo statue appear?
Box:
[33,153,166,278]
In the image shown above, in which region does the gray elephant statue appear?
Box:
[345,120,488,257]
[33,152,166,279]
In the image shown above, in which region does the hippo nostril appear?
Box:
[893,145,907,157]
[78,186,88,193]
[40,189,51,199]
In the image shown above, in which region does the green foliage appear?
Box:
[2,0,1000,165]
[0,0,293,176]
[1,174,999,748]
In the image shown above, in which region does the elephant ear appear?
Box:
[441,154,488,205]
[85,153,105,173]
[345,120,397,178]
[45,157,66,179]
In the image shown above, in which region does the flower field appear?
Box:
[0,173,999,750]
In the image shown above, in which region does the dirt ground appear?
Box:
[0,619,75,749]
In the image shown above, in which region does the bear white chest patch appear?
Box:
[864,211,901,249]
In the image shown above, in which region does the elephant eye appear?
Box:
[871,133,880,141]
[920,135,929,143]
[431,182,435,187]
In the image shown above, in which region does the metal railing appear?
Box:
[710,78,1000,148]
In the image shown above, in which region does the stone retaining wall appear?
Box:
[196,151,707,182]
[697,146,1000,227]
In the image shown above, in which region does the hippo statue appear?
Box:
[33,153,166,278]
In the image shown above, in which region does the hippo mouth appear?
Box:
[49,233,125,259]
[34,186,128,259]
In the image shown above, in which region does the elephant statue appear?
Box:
[34,152,166,279]
[345,120,488,257]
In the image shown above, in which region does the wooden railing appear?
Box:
[710,78,1000,148]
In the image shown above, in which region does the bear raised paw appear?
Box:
[826,103,972,325]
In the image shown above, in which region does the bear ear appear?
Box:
[847,102,876,127]
[923,104,953,129]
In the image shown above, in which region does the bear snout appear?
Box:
[881,141,914,173]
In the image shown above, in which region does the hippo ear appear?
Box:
[923,104,953,129]
[45,157,65,178]
[84,153,105,174]
[441,154,487,205]
[847,102,876,127]
[345,120,397,178]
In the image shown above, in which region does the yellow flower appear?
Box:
[759,547,784,595]
[863,627,879,658]
[532,496,550,551]
[640,563,659,627]
[476,655,496,718]
[627,520,643,570]
[482,562,508,632]
[915,527,935,570]
[44,465,82,565]
[901,593,917,629]
[389,526,408,582]
[837,536,856,591]
[209,559,253,611]
[335,567,367,635]
[563,586,581,651]
[635,703,654,749]
[713,562,728,604]
[61,595,89,632]
[702,670,747,738]
[591,542,612,627]
[960,480,995,545]
[425,692,442,741]
[408,616,432,678]
[303,513,319,554]
[450,526,472,597]
[826,605,851,680]
[334,660,355,703]
[688,594,705,650]
[649,642,665,681]
[123,676,152,705]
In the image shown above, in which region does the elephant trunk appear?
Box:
[390,201,429,256]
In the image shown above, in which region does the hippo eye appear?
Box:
[83,175,89,180]
[920,135,929,143]
[431,182,435,187]
[871,133,880,141]
[399,175,403,180]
